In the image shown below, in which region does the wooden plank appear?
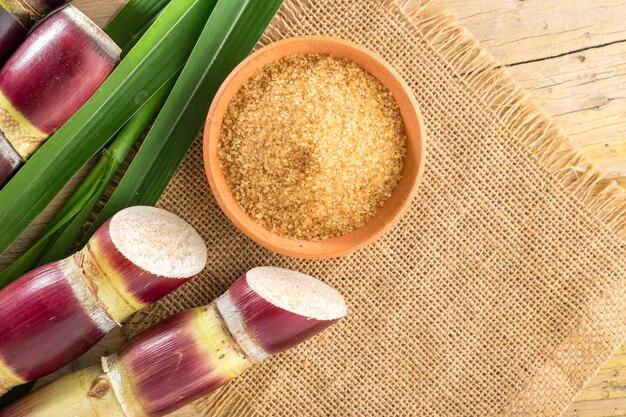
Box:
[564,397,626,417]
[440,0,626,66]
[510,41,626,180]
[443,0,626,186]
[73,0,124,26]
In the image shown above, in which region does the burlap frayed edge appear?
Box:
[392,0,626,240]
[386,0,626,415]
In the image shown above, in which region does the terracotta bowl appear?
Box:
[203,36,426,259]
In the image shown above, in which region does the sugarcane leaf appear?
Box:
[105,0,172,55]
[0,166,108,285]
[0,78,176,285]
[84,0,284,239]
[0,0,217,256]
[37,80,176,266]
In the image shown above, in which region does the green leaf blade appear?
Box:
[86,0,284,237]
[105,0,172,54]
[0,0,217,256]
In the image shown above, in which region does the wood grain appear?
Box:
[442,0,626,188]
[5,0,626,416]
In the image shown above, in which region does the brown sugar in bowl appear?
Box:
[203,36,426,259]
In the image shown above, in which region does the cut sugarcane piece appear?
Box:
[105,305,252,417]
[83,206,208,323]
[0,5,120,186]
[216,267,348,360]
[0,267,347,416]
[0,206,207,396]
[108,267,346,415]
[0,0,72,61]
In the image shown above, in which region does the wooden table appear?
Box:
[15,0,626,415]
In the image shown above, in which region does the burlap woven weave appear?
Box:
[125,0,626,415]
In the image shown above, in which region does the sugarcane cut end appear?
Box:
[59,6,121,60]
[109,206,207,279]
[247,267,347,321]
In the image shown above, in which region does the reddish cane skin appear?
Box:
[0,7,118,132]
[0,154,14,186]
[0,155,16,186]
[0,262,106,381]
[0,132,21,186]
[0,8,27,63]
[116,311,226,416]
[0,0,73,64]
[229,274,339,354]
[91,220,190,304]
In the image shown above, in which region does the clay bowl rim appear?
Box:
[203,35,427,259]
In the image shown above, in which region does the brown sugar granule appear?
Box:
[218,54,407,241]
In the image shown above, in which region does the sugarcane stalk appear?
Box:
[0,267,347,416]
[0,0,71,61]
[0,206,207,396]
[106,304,252,417]
[0,7,27,63]
[0,5,120,186]
[0,365,126,417]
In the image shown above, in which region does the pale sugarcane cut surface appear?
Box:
[0,267,347,417]
[0,206,207,395]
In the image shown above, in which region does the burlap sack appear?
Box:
[124,0,626,415]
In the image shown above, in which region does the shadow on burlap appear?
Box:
[124,1,626,415]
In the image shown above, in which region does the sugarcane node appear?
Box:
[0,376,11,396]
[1,0,39,22]
[213,303,249,359]
[87,374,111,398]
[72,249,124,327]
